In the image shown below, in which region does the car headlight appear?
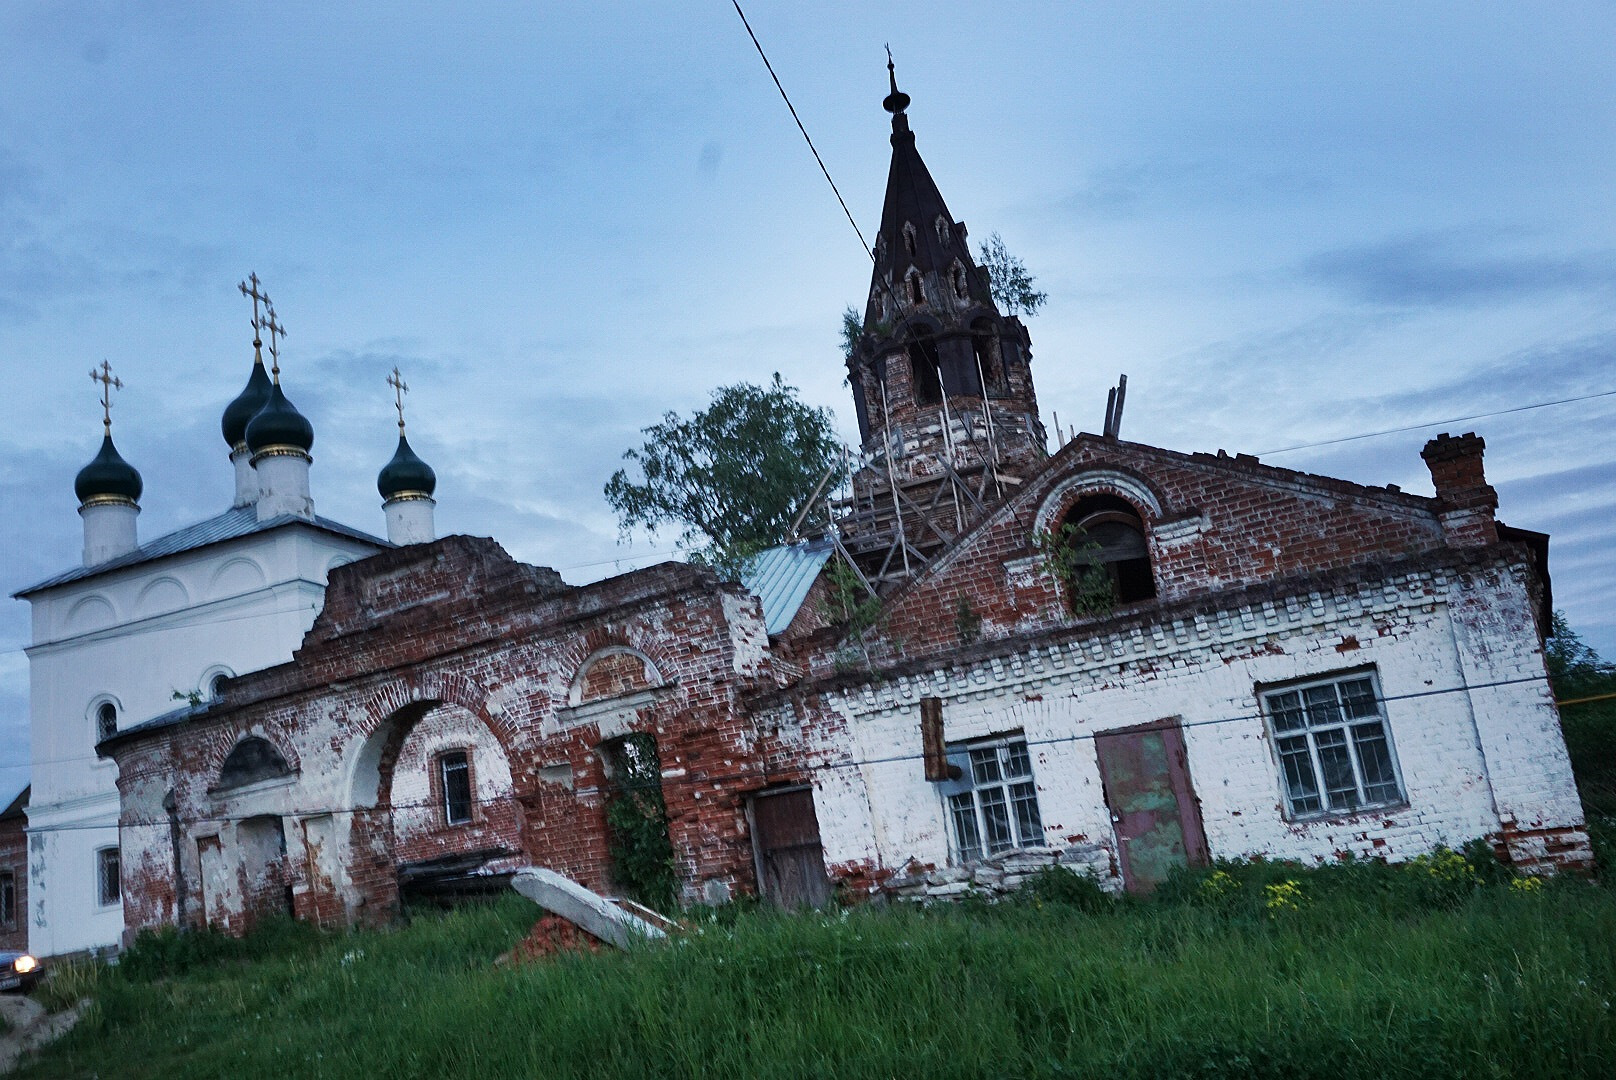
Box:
[13,955,37,974]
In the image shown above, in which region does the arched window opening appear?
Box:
[902,222,917,257]
[908,335,943,406]
[96,702,117,742]
[216,736,293,790]
[935,216,951,245]
[1055,495,1156,610]
[953,263,970,301]
[970,319,1003,394]
[906,272,924,308]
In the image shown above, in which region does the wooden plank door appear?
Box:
[749,788,832,909]
[1093,720,1209,894]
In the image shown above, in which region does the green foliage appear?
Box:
[819,555,884,672]
[1548,613,1616,875]
[117,916,328,982]
[977,231,1047,317]
[1547,610,1616,698]
[19,879,1616,1080]
[953,595,983,645]
[839,306,863,360]
[1009,866,1113,913]
[33,956,112,1013]
[604,374,843,574]
[603,733,679,913]
[1033,523,1116,618]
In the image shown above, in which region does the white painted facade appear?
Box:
[22,514,382,957]
[803,559,1587,894]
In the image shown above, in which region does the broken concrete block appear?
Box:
[511,867,667,949]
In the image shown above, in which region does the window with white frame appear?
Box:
[96,846,121,907]
[1262,671,1404,818]
[438,750,472,826]
[943,736,1044,862]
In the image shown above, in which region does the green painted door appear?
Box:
[1094,721,1209,894]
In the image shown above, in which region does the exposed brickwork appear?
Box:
[101,430,1588,932]
[0,791,27,951]
[106,535,788,936]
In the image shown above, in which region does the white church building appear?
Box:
[14,284,436,957]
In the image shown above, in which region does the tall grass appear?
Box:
[14,860,1616,1080]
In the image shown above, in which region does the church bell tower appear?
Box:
[838,59,1048,589]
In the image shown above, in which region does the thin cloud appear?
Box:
[1305,234,1616,307]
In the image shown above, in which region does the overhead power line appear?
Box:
[1258,388,1616,457]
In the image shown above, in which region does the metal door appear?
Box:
[749,788,832,908]
[1094,720,1209,894]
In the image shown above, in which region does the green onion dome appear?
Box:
[221,355,273,449]
[244,381,314,456]
[377,434,436,500]
[74,434,143,505]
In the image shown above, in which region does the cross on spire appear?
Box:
[262,304,287,382]
[387,367,409,432]
[238,272,271,345]
[89,361,123,432]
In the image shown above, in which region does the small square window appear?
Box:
[1262,672,1405,819]
[438,751,472,826]
[942,735,1044,863]
[96,846,120,907]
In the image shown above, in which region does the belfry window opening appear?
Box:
[1057,494,1157,607]
[908,335,943,405]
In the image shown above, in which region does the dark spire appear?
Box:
[882,46,911,118]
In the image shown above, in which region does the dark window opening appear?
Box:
[906,273,924,307]
[902,223,916,257]
[217,737,293,790]
[0,870,14,926]
[971,321,1003,394]
[1059,494,1157,607]
[97,846,120,907]
[208,673,228,699]
[96,702,116,742]
[908,337,943,405]
[936,216,951,245]
[954,264,970,300]
[439,751,472,826]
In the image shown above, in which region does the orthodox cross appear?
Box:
[261,305,287,381]
[387,367,409,433]
[238,272,271,341]
[89,360,123,433]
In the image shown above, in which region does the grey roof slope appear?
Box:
[14,505,389,597]
[740,540,835,636]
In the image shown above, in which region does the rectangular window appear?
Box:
[1262,671,1404,819]
[439,751,472,826]
[943,736,1044,862]
[0,870,14,926]
[96,846,120,907]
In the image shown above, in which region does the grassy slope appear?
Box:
[15,876,1616,1080]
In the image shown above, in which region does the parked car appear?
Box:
[0,950,40,992]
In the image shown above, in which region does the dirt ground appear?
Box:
[0,994,83,1075]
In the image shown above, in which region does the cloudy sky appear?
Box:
[2,2,1613,797]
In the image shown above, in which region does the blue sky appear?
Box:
[3,2,1613,796]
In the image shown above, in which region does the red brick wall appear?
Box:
[108,536,790,936]
[0,807,27,952]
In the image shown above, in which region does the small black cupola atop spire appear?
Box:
[377,367,437,545]
[221,337,272,450]
[224,273,275,450]
[75,361,142,507]
[243,301,313,458]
